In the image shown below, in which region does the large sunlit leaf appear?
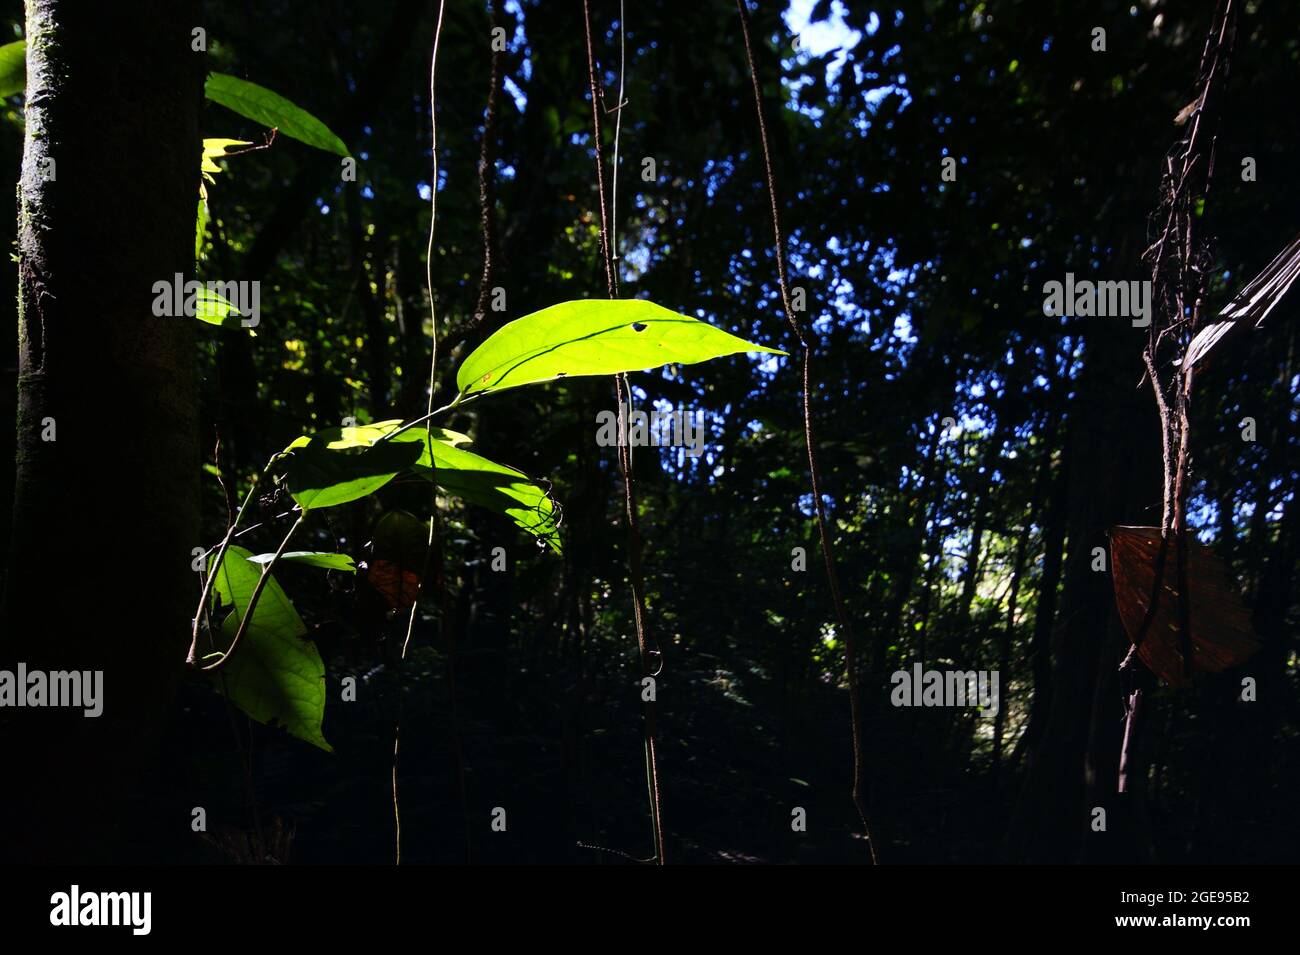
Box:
[0,40,24,98]
[455,299,786,397]
[205,72,349,156]
[207,545,330,751]
[280,425,423,510]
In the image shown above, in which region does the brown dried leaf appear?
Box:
[366,559,421,611]
[364,510,428,611]
[1109,525,1259,687]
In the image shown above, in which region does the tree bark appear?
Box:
[0,0,202,863]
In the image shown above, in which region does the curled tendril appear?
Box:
[530,476,564,551]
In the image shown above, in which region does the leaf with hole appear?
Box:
[207,545,330,751]
[455,299,786,396]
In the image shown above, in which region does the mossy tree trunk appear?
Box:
[0,0,202,863]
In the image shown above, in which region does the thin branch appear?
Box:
[610,0,626,265]
[188,476,264,665]
[199,511,307,672]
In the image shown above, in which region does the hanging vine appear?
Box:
[394,0,448,864]
[581,0,667,866]
[735,0,878,863]
[1117,0,1236,792]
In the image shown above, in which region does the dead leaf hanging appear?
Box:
[1109,525,1259,687]
[365,559,422,612]
[364,510,429,612]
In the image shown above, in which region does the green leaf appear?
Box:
[280,424,424,510]
[194,286,242,327]
[204,137,254,154]
[430,427,474,448]
[0,47,350,160]
[205,72,349,156]
[393,427,562,553]
[201,137,253,180]
[207,545,330,751]
[197,140,251,262]
[365,421,561,552]
[307,421,412,449]
[456,299,786,397]
[0,40,24,99]
[195,198,209,263]
[247,551,356,572]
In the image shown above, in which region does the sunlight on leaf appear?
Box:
[280,426,423,511]
[362,421,562,552]
[195,198,209,263]
[247,551,356,572]
[201,137,253,180]
[456,299,786,397]
[0,40,24,98]
[194,286,241,326]
[208,545,330,751]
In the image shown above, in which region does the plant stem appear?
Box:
[382,391,469,442]
[200,512,306,672]
[188,476,263,665]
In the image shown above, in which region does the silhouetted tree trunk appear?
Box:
[0,0,202,863]
[955,412,1011,635]
[878,424,942,669]
[955,507,986,632]
[1017,428,1069,762]
[1005,332,1160,863]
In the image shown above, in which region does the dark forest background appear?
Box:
[0,0,1297,865]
